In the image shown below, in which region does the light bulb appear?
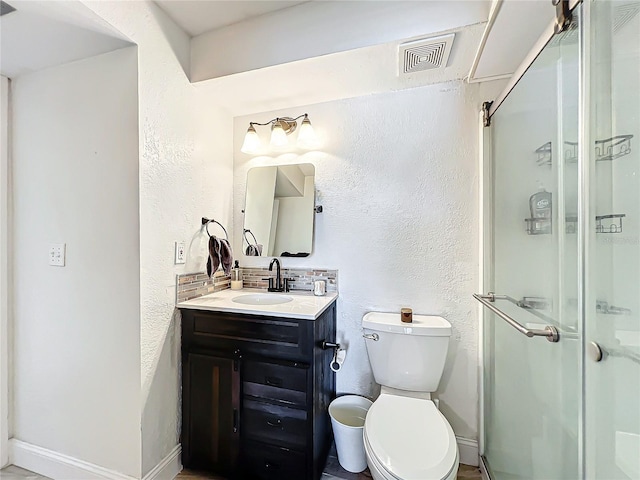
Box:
[270,120,289,149]
[241,124,261,154]
[297,114,318,149]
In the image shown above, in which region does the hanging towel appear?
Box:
[206,236,221,277]
[219,238,233,275]
[206,236,234,277]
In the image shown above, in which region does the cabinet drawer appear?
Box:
[243,359,308,406]
[243,399,308,448]
[182,310,312,361]
[242,440,306,480]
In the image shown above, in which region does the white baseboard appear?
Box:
[142,446,181,480]
[10,439,182,480]
[10,439,138,480]
[456,436,479,467]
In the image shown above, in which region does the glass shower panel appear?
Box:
[483,8,581,480]
[585,1,640,478]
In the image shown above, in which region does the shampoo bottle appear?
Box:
[530,186,552,219]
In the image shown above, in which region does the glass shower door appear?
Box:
[482,7,581,479]
[585,1,640,478]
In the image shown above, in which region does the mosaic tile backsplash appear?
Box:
[176,267,338,303]
[176,270,230,303]
[241,267,338,293]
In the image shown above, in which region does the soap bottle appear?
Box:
[230,261,243,290]
[530,185,552,219]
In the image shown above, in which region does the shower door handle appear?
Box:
[473,293,560,343]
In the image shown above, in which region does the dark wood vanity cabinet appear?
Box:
[180,302,336,480]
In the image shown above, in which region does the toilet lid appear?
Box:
[364,394,458,480]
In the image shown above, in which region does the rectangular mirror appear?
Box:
[243,163,315,257]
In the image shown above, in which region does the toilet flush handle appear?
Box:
[363,333,379,341]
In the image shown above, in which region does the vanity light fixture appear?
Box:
[240,124,261,153]
[240,113,318,154]
[270,119,289,149]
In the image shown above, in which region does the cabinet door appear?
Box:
[182,352,240,475]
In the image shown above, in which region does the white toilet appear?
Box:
[362,312,459,480]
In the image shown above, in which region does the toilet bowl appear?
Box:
[363,394,458,480]
[362,312,459,480]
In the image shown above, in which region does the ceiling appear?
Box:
[154,0,309,37]
[1,0,559,101]
[0,0,132,78]
[153,0,557,84]
[195,22,487,116]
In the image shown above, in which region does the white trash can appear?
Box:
[328,395,373,473]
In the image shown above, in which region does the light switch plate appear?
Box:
[175,241,186,264]
[49,243,66,266]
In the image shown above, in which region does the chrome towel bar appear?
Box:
[474,293,560,343]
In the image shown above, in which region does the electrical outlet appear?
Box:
[175,241,186,264]
[49,243,66,266]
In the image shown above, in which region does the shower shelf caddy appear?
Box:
[525,217,552,235]
[525,214,626,235]
[534,134,633,166]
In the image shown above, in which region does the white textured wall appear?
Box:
[11,47,141,476]
[233,81,487,440]
[82,2,234,475]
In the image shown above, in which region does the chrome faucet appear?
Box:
[268,258,282,292]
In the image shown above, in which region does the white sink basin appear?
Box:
[232,293,293,305]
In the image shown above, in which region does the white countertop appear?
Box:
[176,288,338,320]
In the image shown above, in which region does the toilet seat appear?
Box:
[363,394,458,480]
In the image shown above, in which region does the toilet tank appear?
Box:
[363,312,451,392]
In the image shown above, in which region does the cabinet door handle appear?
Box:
[265,376,282,387]
[266,418,282,428]
[264,461,279,470]
[233,409,239,434]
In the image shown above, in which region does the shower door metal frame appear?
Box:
[486,0,583,122]
[478,106,493,480]
[478,0,586,478]
[576,2,590,479]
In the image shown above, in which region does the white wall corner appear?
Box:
[0,75,10,470]
[142,445,181,480]
[9,439,138,480]
[457,436,480,467]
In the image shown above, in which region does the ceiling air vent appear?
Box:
[399,33,455,75]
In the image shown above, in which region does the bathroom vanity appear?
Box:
[178,290,337,480]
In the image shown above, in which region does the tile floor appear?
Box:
[178,465,481,480]
[1,457,482,480]
[176,448,483,480]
